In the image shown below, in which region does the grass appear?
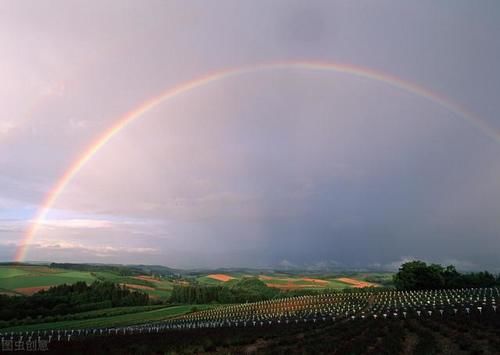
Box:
[55,271,96,279]
[0,274,95,289]
[93,272,174,298]
[0,266,173,298]
[326,279,355,289]
[1,305,214,332]
[92,271,123,280]
[64,305,164,319]
[196,276,226,285]
[0,267,30,278]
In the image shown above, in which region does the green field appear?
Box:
[0,265,392,298]
[0,267,31,278]
[1,304,214,332]
[0,266,95,293]
[0,265,173,298]
[326,279,356,289]
[195,271,392,290]
[196,275,228,285]
[0,264,395,333]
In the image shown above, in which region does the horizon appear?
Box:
[0,257,494,274]
[1,1,500,270]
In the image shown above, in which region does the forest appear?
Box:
[170,278,281,304]
[0,281,148,327]
[393,261,500,290]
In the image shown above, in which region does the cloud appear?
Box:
[378,256,481,272]
[380,256,421,271]
[38,218,114,230]
[68,118,90,130]
[0,121,15,135]
[1,2,500,268]
[37,241,158,256]
[440,259,479,272]
[277,259,297,270]
[18,240,159,259]
[0,218,29,233]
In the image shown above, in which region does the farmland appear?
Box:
[195,271,387,290]
[3,287,499,354]
[1,304,214,332]
[0,265,174,299]
[0,266,94,294]
[57,311,500,354]
[1,262,500,353]
[0,265,387,298]
[0,263,393,337]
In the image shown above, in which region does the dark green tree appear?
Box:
[393,261,444,290]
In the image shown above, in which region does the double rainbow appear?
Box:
[15,60,499,261]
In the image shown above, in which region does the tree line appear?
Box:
[168,277,367,304]
[0,281,148,327]
[170,278,281,304]
[49,263,139,276]
[393,261,500,290]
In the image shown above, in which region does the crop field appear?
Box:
[195,272,385,290]
[206,274,235,282]
[0,265,388,299]
[46,314,500,354]
[1,304,214,332]
[0,265,173,298]
[0,266,95,295]
[335,277,378,288]
[5,287,498,354]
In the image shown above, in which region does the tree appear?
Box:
[393,261,444,290]
[393,260,500,290]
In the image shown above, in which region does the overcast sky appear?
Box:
[1,1,500,270]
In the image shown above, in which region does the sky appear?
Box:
[1,1,500,270]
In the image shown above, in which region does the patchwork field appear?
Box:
[0,265,174,298]
[196,271,387,290]
[335,277,378,288]
[0,265,390,301]
[0,266,94,295]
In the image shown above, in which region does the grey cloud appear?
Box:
[1,1,500,268]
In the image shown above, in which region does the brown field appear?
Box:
[258,275,328,287]
[336,277,378,288]
[266,283,324,290]
[257,275,328,290]
[302,278,328,284]
[120,283,155,291]
[14,286,51,295]
[207,274,234,282]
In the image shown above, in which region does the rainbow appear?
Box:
[15,60,499,261]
